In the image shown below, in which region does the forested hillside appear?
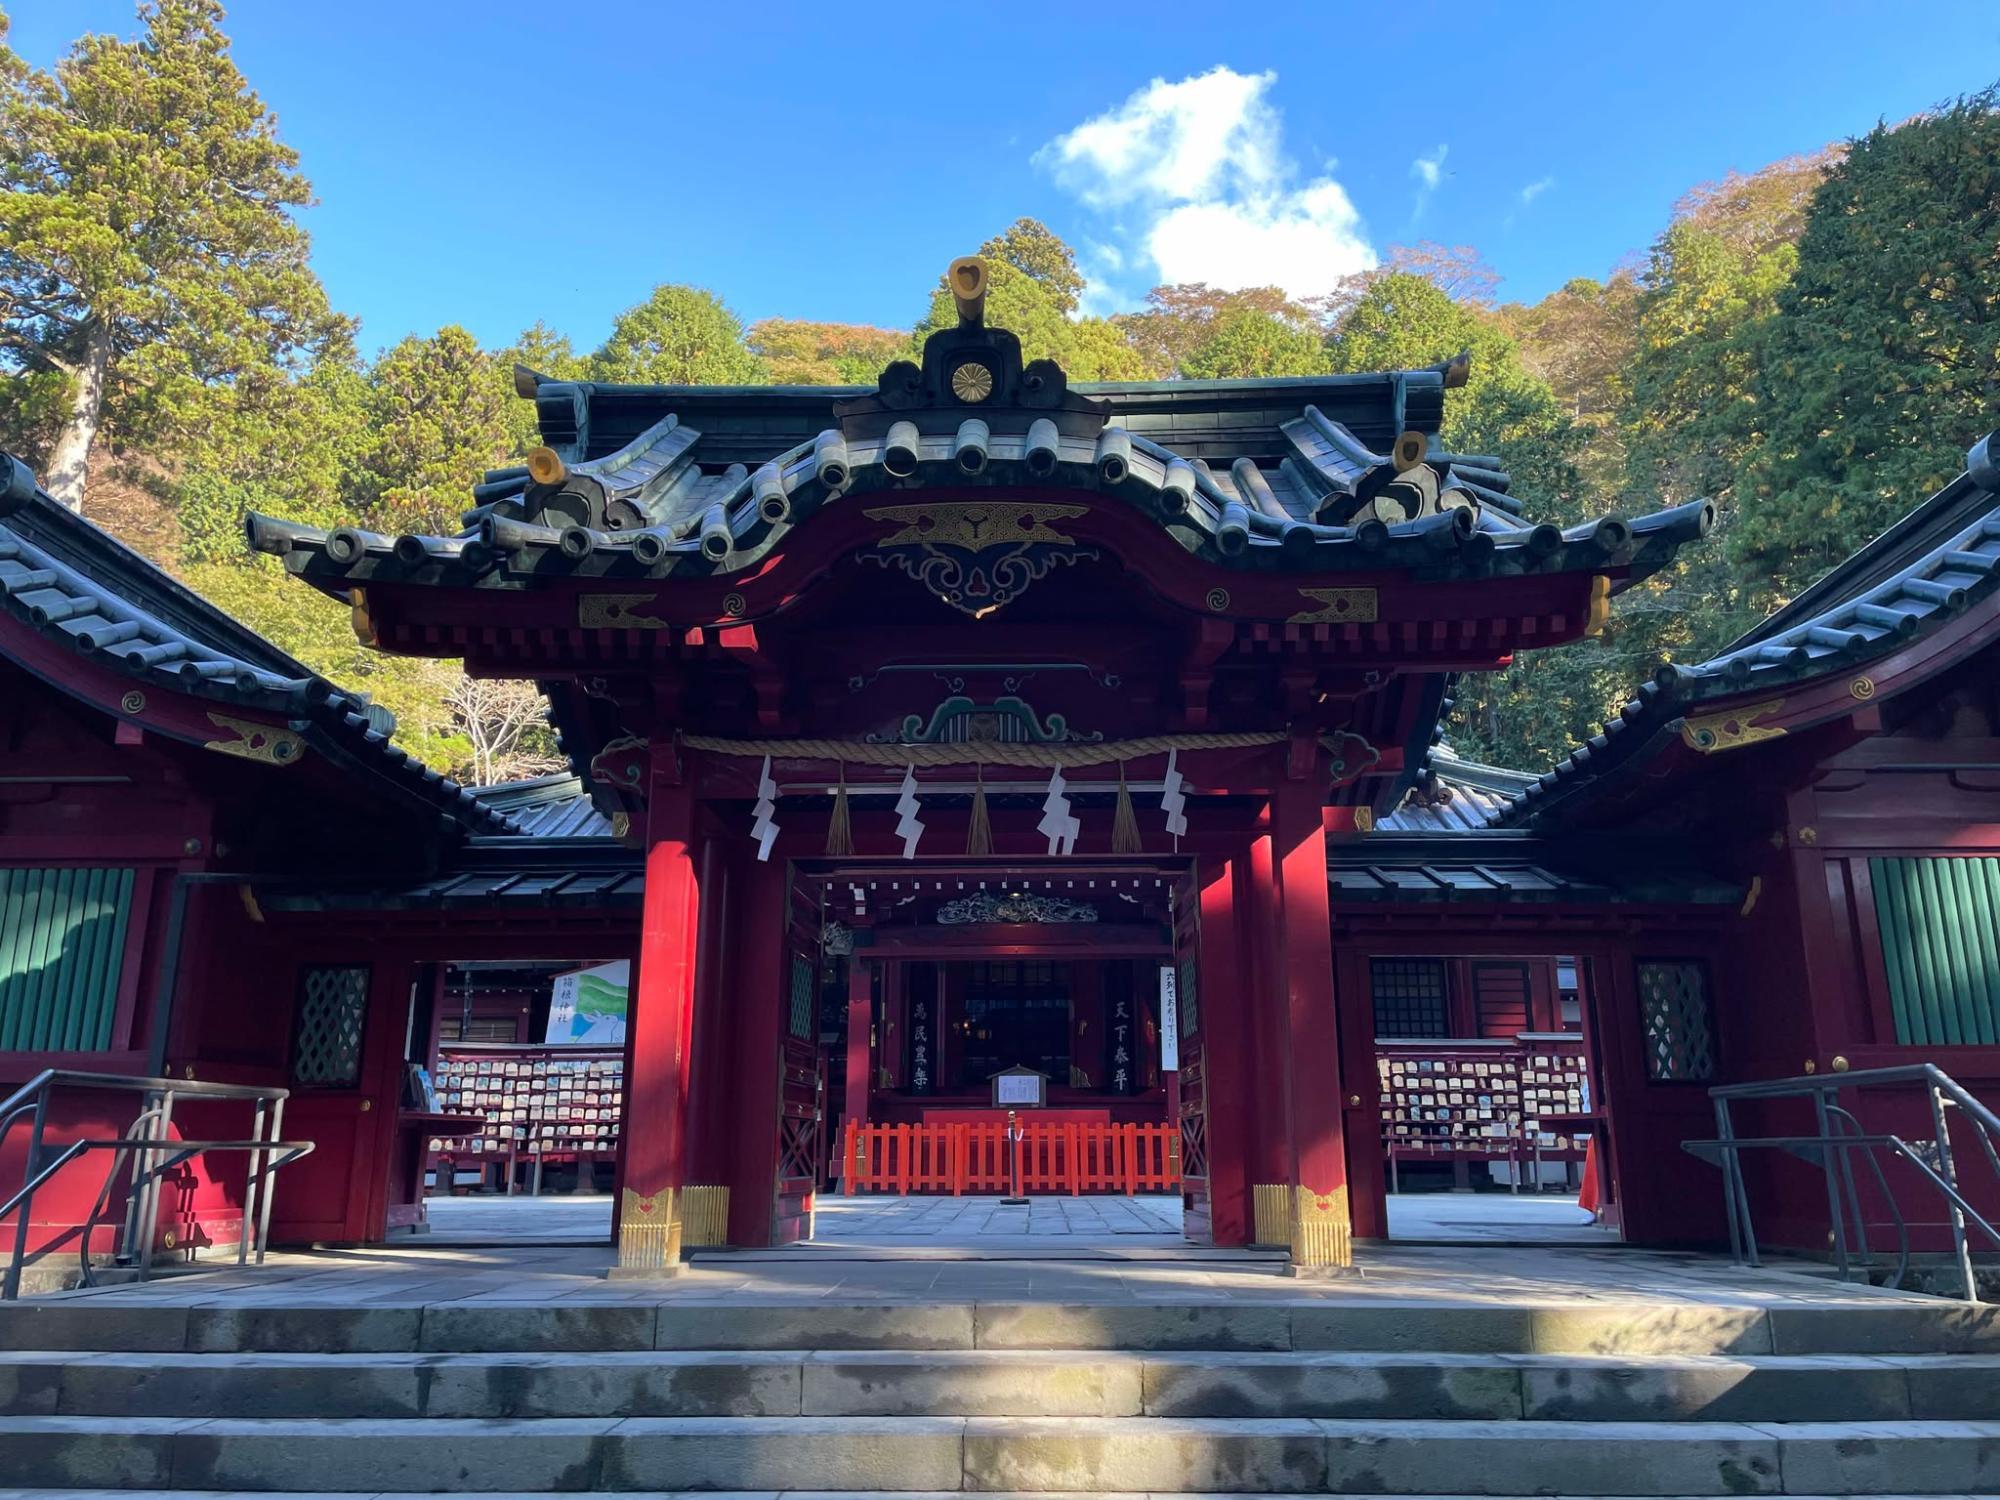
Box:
[3,2,1995,779]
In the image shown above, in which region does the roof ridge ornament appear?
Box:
[831,257,1110,443]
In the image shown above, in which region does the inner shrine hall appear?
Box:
[4,253,1997,1285]
[248,257,1710,1273]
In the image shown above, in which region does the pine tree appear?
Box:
[0,0,344,510]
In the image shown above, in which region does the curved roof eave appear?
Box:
[0,453,523,837]
[1494,431,2000,832]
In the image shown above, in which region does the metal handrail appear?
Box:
[1685,1062,2000,1301]
[0,1068,312,1300]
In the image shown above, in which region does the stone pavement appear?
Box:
[1385,1190,1620,1244]
[27,1229,1915,1310]
[815,1192,1185,1242]
[413,1189,1615,1251]
[419,1192,612,1245]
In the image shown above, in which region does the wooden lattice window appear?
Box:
[1871,856,2000,1046]
[1371,958,1451,1039]
[1177,956,1199,1040]
[787,954,815,1042]
[0,867,134,1053]
[1636,959,1716,1082]
[292,964,369,1087]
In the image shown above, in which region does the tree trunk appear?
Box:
[43,321,112,513]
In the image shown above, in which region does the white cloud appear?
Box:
[1410,144,1448,221]
[1037,67,1376,307]
[1503,176,1556,232]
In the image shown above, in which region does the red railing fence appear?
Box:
[842,1120,1180,1196]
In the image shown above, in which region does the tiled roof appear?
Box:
[465,774,616,838]
[1329,834,1740,905]
[1497,430,2000,831]
[247,308,1711,595]
[0,452,522,836]
[255,839,644,913]
[1378,743,1536,832]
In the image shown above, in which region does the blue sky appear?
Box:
[13,1,2000,356]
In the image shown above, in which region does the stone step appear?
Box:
[5,1348,1997,1423]
[5,1414,2000,1494]
[6,1296,1999,1355]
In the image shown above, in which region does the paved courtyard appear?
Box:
[416,1188,1616,1249]
[34,1221,1902,1310]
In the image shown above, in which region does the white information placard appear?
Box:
[1159,964,1180,1072]
[995,1073,1043,1105]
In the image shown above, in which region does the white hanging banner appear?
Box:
[751,754,780,862]
[894,765,924,858]
[1037,765,1080,855]
[1160,748,1188,838]
[1159,963,1180,1072]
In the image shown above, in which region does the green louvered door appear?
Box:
[1871,856,2000,1046]
[0,867,136,1052]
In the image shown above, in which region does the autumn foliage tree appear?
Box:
[0,0,345,510]
[747,320,905,384]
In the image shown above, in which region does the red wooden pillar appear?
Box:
[725,856,790,1246]
[1193,847,1252,1245]
[843,957,872,1187]
[616,770,702,1275]
[1274,751,1352,1271]
[1243,832,1293,1244]
[678,831,735,1249]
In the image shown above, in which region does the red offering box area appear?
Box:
[1377,1035,1594,1165]
[426,1044,624,1170]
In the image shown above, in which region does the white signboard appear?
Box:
[995,1073,1043,1106]
[544,960,630,1045]
[1159,964,1180,1072]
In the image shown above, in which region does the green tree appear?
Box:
[1330,271,1589,519]
[360,326,513,535]
[589,284,764,386]
[746,319,906,384]
[0,0,345,510]
[499,319,583,455]
[1327,269,1611,769]
[1728,92,2000,598]
[173,353,373,562]
[977,218,1085,315]
[1181,310,1326,379]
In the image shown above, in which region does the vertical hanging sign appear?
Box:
[1158,964,1179,1072]
[1107,988,1135,1094]
[907,991,932,1094]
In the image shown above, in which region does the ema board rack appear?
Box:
[1375,1033,1593,1181]
[427,1044,624,1180]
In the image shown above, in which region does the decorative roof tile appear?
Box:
[245,266,1712,598]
